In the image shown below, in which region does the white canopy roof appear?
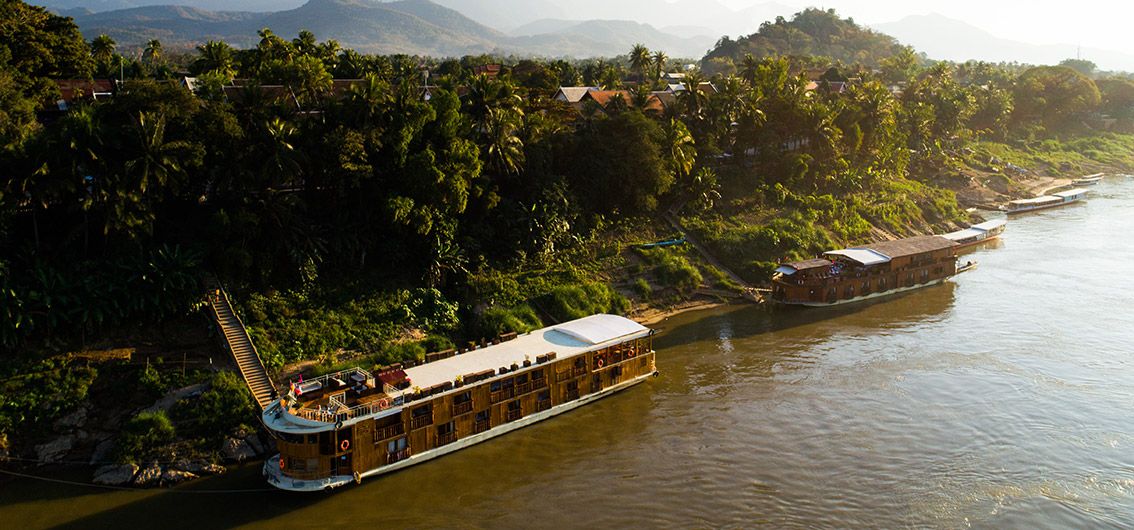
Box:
[943,228,984,241]
[825,248,891,266]
[553,314,648,345]
[1054,188,1089,199]
[972,219,1007,231]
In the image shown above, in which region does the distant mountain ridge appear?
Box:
[67,0,717,58]
[871,14,1134,72]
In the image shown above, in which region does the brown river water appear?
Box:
[3,178,1134,529]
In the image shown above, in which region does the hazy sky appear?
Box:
[722,0,1134,54]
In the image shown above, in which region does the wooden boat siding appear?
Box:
[772,246,957,305]
[274,337,656,481]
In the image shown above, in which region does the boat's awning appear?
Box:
[1054,188,1089,199]
[775,265,799,275]
[552,314,648,345]
[825,248,891,266]
[972,219,1007,232]
[943,228,983,241]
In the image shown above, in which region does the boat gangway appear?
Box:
[207,286,277,410]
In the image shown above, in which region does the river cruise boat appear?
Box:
[1006,188,1089,214]
[771,236,960,307]
[261,314,657,491]
[1073,173,1104,186]
[941,219,1007,249]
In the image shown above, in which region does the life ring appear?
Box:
[340,439,350,452]
[279,458,286,470]
[627,349,636,358]
[596,358,604,369]
[379,398,389,409]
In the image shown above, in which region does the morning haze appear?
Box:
[35,0,1134,69]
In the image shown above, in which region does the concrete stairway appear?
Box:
[206,287,276,410]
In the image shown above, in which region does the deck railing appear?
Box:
[452,401,473,416]
[374,423,405,441]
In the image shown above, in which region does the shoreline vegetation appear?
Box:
[4,2,1134,488]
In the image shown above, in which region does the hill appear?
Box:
[702,7,906,68]
[871,13,1134,73]
[510,19,717,59]
[69,0,717,58]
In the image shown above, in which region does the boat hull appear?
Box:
[1007,198,1083,215]
[263,373,654,492]
[774,276,952,308]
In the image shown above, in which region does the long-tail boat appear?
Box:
[261,314,656,491]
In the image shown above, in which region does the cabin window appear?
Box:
[475,410,490,423]
[827,287,836,300]
[920,270,929,282]
[306,434,318,444]
[437,422,455,436]
[454,391,472,404]
[507,400,522,412]
[879,278,887,289]
[862,281,870,293]
[278,432,303,444]
[516,374,528,384]
[845,285,855,298]
[538,390,551,402]
[319,431,334,454]
[574,357,586,369]
[490,381,502,392]
[566,380,579,392]
[502,378,514,389]
[532,370,545,381]
[387,437,407,453]
[412,404,432,418]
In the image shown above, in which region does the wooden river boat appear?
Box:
[261,314,657,491]
[771,236,963,307]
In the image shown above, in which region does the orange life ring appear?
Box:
[596,358,604,369]
[279,458,286,470]
[340,439,350,452]
[379,398,390,409]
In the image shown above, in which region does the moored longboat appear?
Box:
[261,314,657,491]
[1006,188,1089,214]
[771,236,962,307]
[942,219,1007,249]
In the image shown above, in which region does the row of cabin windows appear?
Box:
[489,369,547,393]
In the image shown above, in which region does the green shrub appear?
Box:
[172,371,255,442]
[632,278,652,299]
[654,254,703,292]
[543,282,630,322]
[475,304,543,338]
[118,410,176,463]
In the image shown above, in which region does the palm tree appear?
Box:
[688,167,721,211]
[91,34,116,66]
[143,39,163,65]
[664,118,697,179]
[484,107,525,175]
[194,40,236,80]
[678,71,709,119]
[652,50,668,84]
[262,117,303,189]
[740,54,760,87]
[629,43,651,83]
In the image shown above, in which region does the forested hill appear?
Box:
[703,8,907,70]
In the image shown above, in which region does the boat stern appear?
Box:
[263,454,352,492]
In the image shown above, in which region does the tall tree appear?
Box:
[629,43,651,83]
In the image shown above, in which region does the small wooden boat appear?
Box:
[1006,188,1089,214]
[1073,173,1104,186]
[942,219,1007,249]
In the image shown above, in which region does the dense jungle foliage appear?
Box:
[4,2,1134,444]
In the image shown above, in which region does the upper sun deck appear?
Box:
[264,314,652,433]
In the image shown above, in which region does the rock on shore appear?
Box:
[93,463,138,485]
